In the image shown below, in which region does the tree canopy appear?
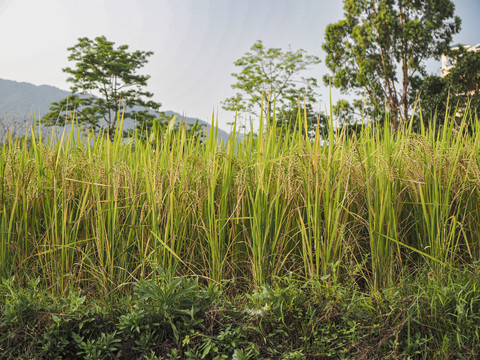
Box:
[420,47,480,124]
[323,0,461,130]
[222,40,321,131]
[42,36,161,138]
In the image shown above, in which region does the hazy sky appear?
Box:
[1,0,479,131]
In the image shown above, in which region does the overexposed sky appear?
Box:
[1,0,478,131]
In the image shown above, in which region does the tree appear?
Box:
[420,47,480,125]
[417,75,449,125]
[43,36,161,138]
[323,0,461,130]
[223,40,321,131]
[275,101,325,135]
[333,99,370,124]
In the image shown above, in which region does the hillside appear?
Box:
[0,78,229,141]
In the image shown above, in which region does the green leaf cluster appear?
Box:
[222,40,321,131]
[420,47,480,124]
[323,0,461,129]
[42,36,162,138]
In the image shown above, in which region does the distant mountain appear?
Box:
[0,78,229,142]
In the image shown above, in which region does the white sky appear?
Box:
[1,0,479,132]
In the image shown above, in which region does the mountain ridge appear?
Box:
[0,78,230,141]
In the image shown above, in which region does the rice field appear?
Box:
[1,107,480,297]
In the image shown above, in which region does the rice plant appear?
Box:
[1,104,479,296]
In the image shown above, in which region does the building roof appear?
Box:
[441,42,480,77]
[450,43,480,52]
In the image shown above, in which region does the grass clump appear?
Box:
[2,110,480,292]
[1,105,480,357]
